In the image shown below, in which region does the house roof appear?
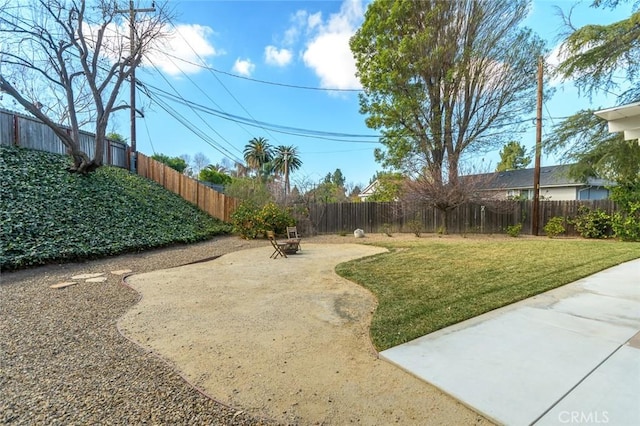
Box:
[471,164,612,191]
[359,180,379,197]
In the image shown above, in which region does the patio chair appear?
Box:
[286,226,302,250]
[267,230,288,259]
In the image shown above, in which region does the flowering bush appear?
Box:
[231,201,294,239]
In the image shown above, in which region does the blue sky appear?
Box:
[3,0,632,189]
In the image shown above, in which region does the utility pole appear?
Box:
[116,1,155,172]
[283,150,289,202]
[532,56,543,236]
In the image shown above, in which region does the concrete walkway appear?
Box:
[381,259,640,426]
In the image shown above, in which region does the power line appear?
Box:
[144,87,245,164]
[152,52,256,141]
[138,80,382,142]
[137,66,246,163]
[142,113,156,155]
[147,58,244,159]
[168,19,285,146]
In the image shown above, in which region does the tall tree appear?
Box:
[350,0,546,210]
[545,110,640,184]
[367,172,405,202]
[331,169,346,188]
[271,145,302,198]
[496,141,532,172]
[556,0,640,103]
[243,137,273,178]
[192,152,210,178]
[0,0,170,173]
[547,1,640,186]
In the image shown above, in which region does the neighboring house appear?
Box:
[595,101,640,145]
[471,164,614,201]
[358,180,380,202]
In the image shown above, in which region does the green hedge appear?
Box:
[0,146,232,270]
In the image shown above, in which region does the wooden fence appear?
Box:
[1,108,236,222]
[0,108,128,168]
[3,109,623,231]
[307,199,618,237]
[137,153,238,223]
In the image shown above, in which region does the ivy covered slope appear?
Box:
[1,146,232,270]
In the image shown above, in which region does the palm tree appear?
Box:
[272,145,302,198]
[243,137,273,176]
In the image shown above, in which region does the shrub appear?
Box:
[381,223,392,236]
[609,182,640,241]
[612,203,640,242]
[571,206,613,239]
[257,202,294,236]
[407,220,422,237]
[225,177,272,207]
[543,217,565,238]
[506,223,522,238]
[231,201,294,239]
[230,201,261,239]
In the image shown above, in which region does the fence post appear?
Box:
[12,112,19,146]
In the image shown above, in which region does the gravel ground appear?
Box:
[0,232,486,425]
[0,235,276,425]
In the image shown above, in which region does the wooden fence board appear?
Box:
[136,153,238,223]
[305,199,620,237]
[0,108,128,167]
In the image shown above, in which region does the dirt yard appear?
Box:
[118,236,491,425]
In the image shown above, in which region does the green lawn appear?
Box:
[335,238,640,351]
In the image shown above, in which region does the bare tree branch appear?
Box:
[0,0,172,173]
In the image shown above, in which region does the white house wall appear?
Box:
[540,187,577,200]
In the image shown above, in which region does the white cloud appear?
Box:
[301,0,364,90]
[283,10,309,45]
[545,42,569,86]
[307,12,322,31]
[265,45,293,67]
[145,24,219,76]
[232,58,255,76]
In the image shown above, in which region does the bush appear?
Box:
[543,217,565,238]
[612,203,640,242]
[571,206,613,239]
[257,202,294,236]
[230,201,261,239]
[225,177,272,207]
[506,223,522,237]
[406,220,422,237]
[609,182,640,242]
[381,223,392,236]
[231,201,294,239]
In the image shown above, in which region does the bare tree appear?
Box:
[402,164,497,233]
[192,152,210,178]
[0,0,170,173]
[179,154,193,177]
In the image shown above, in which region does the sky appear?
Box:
[2,0,634,189]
